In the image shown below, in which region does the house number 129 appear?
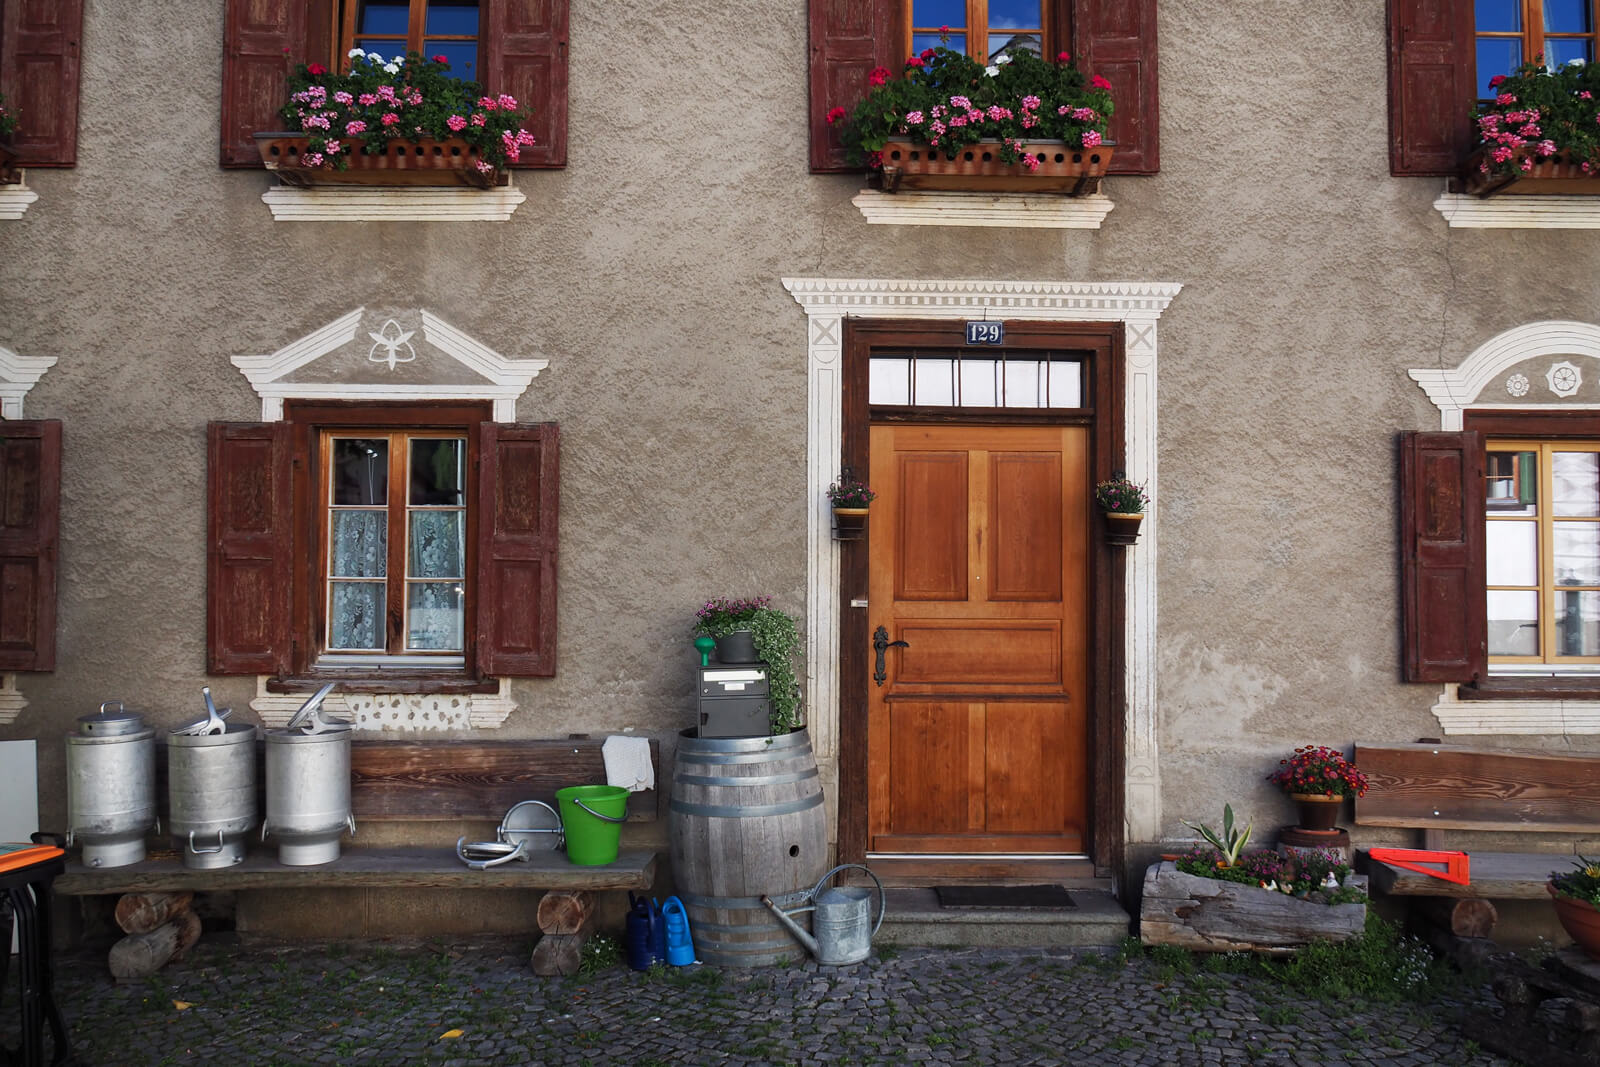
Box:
[965,321,1004,345]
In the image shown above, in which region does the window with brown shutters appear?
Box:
[808,0,1158,175]
[220,0,566,169]
[0,0,83,167]
[1401,430,1487,682]
[1388,0,1476,176]
[0,419,60,672]
[206,406,559,685]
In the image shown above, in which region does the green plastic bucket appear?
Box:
[555,785,629,865]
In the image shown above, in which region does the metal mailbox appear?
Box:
[697,666,772,738]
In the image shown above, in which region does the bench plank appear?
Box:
[1363,850,1572,899]
[54,848,656,894]
[1354,743,1600,833]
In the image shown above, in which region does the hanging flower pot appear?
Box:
[831,507,869,541]
[1103,512,1143,546]
[1095,477,1147,547]
[827,474,875,542]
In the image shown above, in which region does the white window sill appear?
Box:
[852,188,1114,229]
[0,675,26,725]
[1434,185,1600,228]
[250,675,515,730]
[1431,683,1600,734]
[0,177,38,220]
[262,179,526,222]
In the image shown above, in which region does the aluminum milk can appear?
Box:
[167,692,258,869]
[66,701,157,868]
[262,686,354,866]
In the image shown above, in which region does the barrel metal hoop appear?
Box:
[675,747,816,766]
[675,732,812,755]
[669,793,823,819]
[680,887,813,911]
[671,768,818,788]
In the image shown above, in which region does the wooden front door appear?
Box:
[867,423,1090,857]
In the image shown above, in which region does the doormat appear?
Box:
[935,884,1076,909]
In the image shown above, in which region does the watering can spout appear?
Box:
[760,894,821,955]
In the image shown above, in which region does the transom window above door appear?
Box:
[1476,0,1598,97]
[909,0,1045,61]
[868,349,1082,409]
[343,0,481,80]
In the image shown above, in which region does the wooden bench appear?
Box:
[1354,741,1600,959]
[54,738,660,977]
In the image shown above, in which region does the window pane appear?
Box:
[333,439,389,506]
[408,583,464,651]
[1554,589,1600,655]
[330,583,385,651]
[958,360,999,407]
[1488,589,1539,655]
[409,512,464,579]
[989,0,1042,28]
[1477,38,1524,96]
[424,40,478,79]
[1486,519,1539,585]
[913,32,965,55]
[1546,0,1593,33]
[1554,451,1600,515]
[869,358,911,405]
[1547,37,1595,67]
[1555,523,1600,584]
[1476,0,1522,31]
[1487,450,1538,513]
[410,438,465,506]
[331,511,387,578]
[989,33,1042,59]
[913,359,956,405]
[358,1,411,35]
[1002,361,1042,407]
[1047,361,1082,407]
[911,0,966,29]
[425,0,479,35]
[355,39,408,63]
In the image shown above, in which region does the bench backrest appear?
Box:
[1354,742,1600,833]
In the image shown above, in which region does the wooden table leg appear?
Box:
[530,890,595,976]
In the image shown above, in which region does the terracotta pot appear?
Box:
[878,138,1114,196]
[254,133,504,189]
[1549,883,1600,961]
[832,507,868,541]
[1103,511,1143,546]
[1291,793,1344,833]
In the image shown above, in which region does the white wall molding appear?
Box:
[0,178,37,220]
[1431,687,1600,733]
[852,189,1114,228]
[0,345,58,419]
[262,183,526,222]
[249,676,516,730]
[783,277,1181,843]
[231,307,548,422]
[1435,187,1600,228]
[0,675,26,726]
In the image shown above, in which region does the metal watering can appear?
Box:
[760,863,886,966]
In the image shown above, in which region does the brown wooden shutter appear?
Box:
[482,0,568,168]
[1401,430,1487,683]
[0,0,82,166]
[1388,0,1475,176]
[475,422,558,676]
[220,0,309,167]
[0,420,60,671]
[1069,0,1159,174]
[207,422,292,674]
[808,0,898,172]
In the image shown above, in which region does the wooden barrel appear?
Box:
[669,728,828,967]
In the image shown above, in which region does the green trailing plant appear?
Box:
[1094,477,1147,514]
[1550,855,1600,905]
[1180,804,1252,866]
[693,596,804,734]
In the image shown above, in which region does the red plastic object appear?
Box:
[1367,847,1471,885]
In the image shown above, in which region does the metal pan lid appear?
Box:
[77,701,146,736]
[498,800,563,850]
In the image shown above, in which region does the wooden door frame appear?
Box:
[836,318,1127,879]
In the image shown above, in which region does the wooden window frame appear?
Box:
[336,1,481,70]
[904,1,1050,62]
[1477,0,1600,85]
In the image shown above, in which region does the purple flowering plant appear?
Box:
[1094,477,1147,515]
[279,51,534,172]
[827,476,877,509]
[1177,844,1355,902]
[1474,56,1600,180]
[692,596,804,734]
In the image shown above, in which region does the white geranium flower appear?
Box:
[383,62,401,74]
[367,51,385,62]
[1570,57,1588,66]
[985,64,999,76]
[348,47,364,58]
[995,53,1012,65]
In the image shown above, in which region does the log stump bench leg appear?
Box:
[530,890,596,977]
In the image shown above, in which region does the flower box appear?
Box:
[879,138,1113,196]
[255,133,505,189]
[0,143,19,186]
[1139,861,1368,955]
[1461,145,1600,198]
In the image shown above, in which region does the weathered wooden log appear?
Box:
[1419,923,1496,971]
[1566,997,1600,1033]
[536,890,595,935]
[530,933,584,977]
[108,919,185,980]
[1138,862,1367,954]
[114,891,193,935]
[1418,896,1497,938]
[169,909,203,962]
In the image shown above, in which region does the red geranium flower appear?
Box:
[307,63,327,76]
[905,55,924,68]
[1057,51,1071,62]
[868,66,890,87]
[825,106,848,126]
[1091,74,1112,90]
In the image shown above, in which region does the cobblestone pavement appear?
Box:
[5,938,1518,1066]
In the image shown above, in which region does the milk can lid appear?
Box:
[77,701,146,735]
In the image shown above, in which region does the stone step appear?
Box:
[874,886,1132,948]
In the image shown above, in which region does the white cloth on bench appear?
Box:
[603,735,654,793]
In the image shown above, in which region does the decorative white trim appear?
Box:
[783,277,1181,843]
[1434,188,1600,228]
[249,676,516,730]
[1409,319,1600,429]
[0,345,58,419]
[0,178,37,220]
[1548,360,1584,397]
[1430,687,1600,734]
[231,307,548,422]
[261,183,526,222]
[0,675,26,726]
[851,189,1115,229]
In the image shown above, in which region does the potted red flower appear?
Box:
[1267,746,1369,834]
[1549,856,1600,960]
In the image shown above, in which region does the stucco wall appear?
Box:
[3,0,1599,880]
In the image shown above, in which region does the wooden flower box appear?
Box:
[0,143,20,186]
[254,133,505,189]
[1139,861,1368,955]
[878,138,1113,196]
[1460,145,1600,198]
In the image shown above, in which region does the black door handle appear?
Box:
[873,625,910,687]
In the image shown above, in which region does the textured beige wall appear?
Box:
[4,1,1600,867]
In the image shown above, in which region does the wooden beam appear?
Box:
[1355,743,1600,832]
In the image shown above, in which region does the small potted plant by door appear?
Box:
[827,475,876,541]
[1095,476,1147,546]
[1267,745,1369,834]
[691,596,804,734]
[1549,856,1600,961]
